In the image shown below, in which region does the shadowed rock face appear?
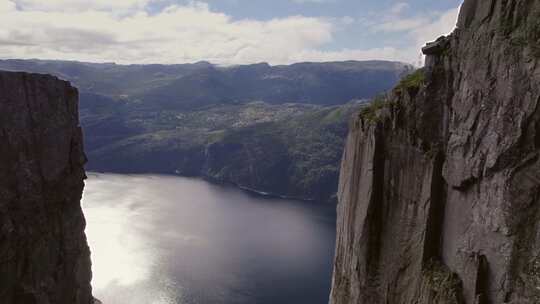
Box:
[0,71,93,303]
[330,0,540,303]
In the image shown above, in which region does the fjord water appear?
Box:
[82,173,336,304]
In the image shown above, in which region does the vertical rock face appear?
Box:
[330,0,540,303]
[0,71,93,303]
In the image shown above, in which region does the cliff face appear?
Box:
[331,0,540,303]
[0,72,93,303]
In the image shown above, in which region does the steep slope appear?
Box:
[201,103,358,201]
[0,72,94,303]
[85,101,362,202]
[331,0,540,303]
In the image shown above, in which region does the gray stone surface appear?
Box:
[330,0,540,303]
[0,71,94,303]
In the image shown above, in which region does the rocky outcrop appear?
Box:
[0,71,94,303]
[330,0,540,303]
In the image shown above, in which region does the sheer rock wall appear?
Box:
[330,0,540,303]
[0,71,94,304]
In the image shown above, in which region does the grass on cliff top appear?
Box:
[358,69,425,123]
[397,69,425,90]
[359,95,388,122]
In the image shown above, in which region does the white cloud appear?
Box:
[365,4,460,65]
[389,2,409,15]
[376,17,429,32]
[0,0,339,65]
[373,6,459,36]
[0,0,461,66]
[340,16,355,25]
[291,0,334,3]
[411,7,460,46]
[0,1,13,11]
[13,0,153,11]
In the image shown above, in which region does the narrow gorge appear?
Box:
[0,71,94,303]
[330,0,540,303]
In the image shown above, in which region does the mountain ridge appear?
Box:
[0,59,412,108]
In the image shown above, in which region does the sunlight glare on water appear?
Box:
[82,173,336,304]
[83,174,181,304]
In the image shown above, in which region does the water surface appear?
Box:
[82,173,336,304]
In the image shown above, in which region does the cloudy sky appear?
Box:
[0,0,462,65]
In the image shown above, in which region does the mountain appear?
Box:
[0,71,94,303]
[0,59,411,201]
[331,0,540,303]
[0,59,412,109]
[134,61,412,109]
[83,100,363,202]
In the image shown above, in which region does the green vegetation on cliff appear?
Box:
[359,95,387,122]
[396,68,425,90]
[84,101,363,202]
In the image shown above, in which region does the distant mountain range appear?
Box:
[0,59,412,108]
[0,59,413,201]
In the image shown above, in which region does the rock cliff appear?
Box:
[0,71,94,303]
[330,0,540,303]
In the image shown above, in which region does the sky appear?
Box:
[0,0,463,65]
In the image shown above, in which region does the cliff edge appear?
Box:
[0,71,94,303]
[330,0,540,303]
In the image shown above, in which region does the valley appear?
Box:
[0,59,411,201]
